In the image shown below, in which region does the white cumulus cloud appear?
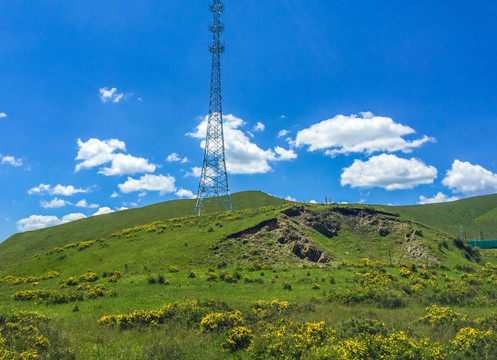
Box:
[75,199,99,209]
[62,213,87,222]
[442,160,497,196]
[296,112,434,156]
[28,184,89,196]
[0,112,6,119]
[1,155,23,167]
[341,154,437,190]
[17,216,60,231]
[118,174,176,195]
[92,207,114,216]
[185,167,202,178]
[277,129,290,138]
[418,192,460,205]
[166,153,181,162]
[75,138,126,172]
[187,114,296,174]
[75,138,155,176]
[166,153,189,163]
[253,122,265,132]
[40,198,72,209]
[99,87,124,103]
[176,188,196,199]
[274,146,297,161]
[98,153,156,176]
[16,213,87,232]
[285,196,297,202]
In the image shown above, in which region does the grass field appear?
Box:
[1,192,497,359]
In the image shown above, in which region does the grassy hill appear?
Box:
[0,191,286,271]
[386,193,497,240]
[1,192,497,359]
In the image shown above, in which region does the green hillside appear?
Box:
[1,192,497,359]
[0,191,286,271]
[386,193,497,240]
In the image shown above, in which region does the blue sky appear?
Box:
[1,1,497,241]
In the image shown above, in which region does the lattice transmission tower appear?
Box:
[194,0,232,216]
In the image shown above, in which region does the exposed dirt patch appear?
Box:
[210,205,471,266]
[226,218,279,239]
[215,214,332,265]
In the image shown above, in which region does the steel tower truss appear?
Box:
[194,0,232,216]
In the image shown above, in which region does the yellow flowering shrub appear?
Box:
[13,288,85,304]
[434,282,471,305]
[474,311,497,330]
[354,270,393,287]
[410,282,424,294]
[98,300,205,329]
[59,277,79,287]
[312,283,321,290]
[311,330,443,360]
[419,305,466,326]
[79,271,99,282]
[450,327,495,357]
[0,311,72,359]
[108,218,196,238]
[358,258,387,270]
[399,266,413,278]
[222,326,254,352]
[201,310,244,332]
[77,240,95,251]
[251,299,291,318]
[478,262,497,277]
[0,271,59,285]
[84,284,106,298]
[102,270,122,282]
[249,320,331,359]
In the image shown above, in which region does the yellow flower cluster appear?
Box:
[79,271,99,282]
[339,258,387,270]
[49,239,103,254]
[0,271,60,285]
[109,221,168,238]
[329,331,444,360]
[216,211,244,221]
[251,299,291,318]
[419,305,465,326]
[84,284,106,299]
[479,262,497,276]
[0,311,51,359]
[358,258,387,270]
[109,216,198,239]
[222,326,254,352]
[103,270,122,282]
[450,327,494,355]
[59,276,79,287]
[410,282,424,294]
[252,320,330,359]
[354,270,393,287]
[399,266,413,278]
[200,310,244,332]
[98,300,203,329]
[11,288,84,304]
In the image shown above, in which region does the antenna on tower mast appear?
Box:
[194,0,232,216]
